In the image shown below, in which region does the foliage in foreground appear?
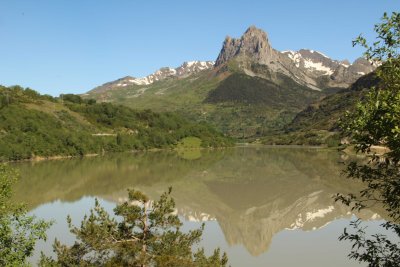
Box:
[0,164,51,266]
[336,11,400,267]
[40,188,228,267]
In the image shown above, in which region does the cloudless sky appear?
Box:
[0,1,398,96]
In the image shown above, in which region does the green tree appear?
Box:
[40,188,228,267]
[336,11,400,267]
[0,164,51,266]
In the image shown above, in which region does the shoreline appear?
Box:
[4,153,100,164]
[3,146,229,164]
[3,143,341,164]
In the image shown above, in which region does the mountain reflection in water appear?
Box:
[12,146,385,266]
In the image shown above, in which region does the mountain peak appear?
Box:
[215,26,276,67]
[243,25,268,38]
[214,26,377,90]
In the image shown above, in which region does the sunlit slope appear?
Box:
[87,70,222,111]
[86,67,323,138]
[0,85,231,161]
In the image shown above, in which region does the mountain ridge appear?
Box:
[88,61,214,95]
[214,26,376,91]
[88,26,376,96]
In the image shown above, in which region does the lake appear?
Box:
[12,146,387,266]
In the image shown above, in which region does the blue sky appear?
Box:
[0,1,398,96]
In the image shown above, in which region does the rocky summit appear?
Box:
[214,26,377,90]
[215,26,279,67]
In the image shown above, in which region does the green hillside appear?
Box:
[0,85,232,162]
[287,72,379,132]
[87,70,221,112]
[205,73,321,107]
[86,68,324,139]
[85,68,379,144]
[262,72,380,146]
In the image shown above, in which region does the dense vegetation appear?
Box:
[0,164,51,266]
[0,85,232,162]
[40,188,228,267]
[335,11,400,266]
[287,73,380,132]
[198,72,322,139]
[205,72,321,107]
[262,72,381,146]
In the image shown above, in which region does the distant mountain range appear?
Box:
[89,61,214,94]
[90,26,375,94]
[85,26,377,140]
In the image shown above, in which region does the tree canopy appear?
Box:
[40,188,228,267]
[337,11,400,267]
[0,86,232,162]
[0,164,51,266]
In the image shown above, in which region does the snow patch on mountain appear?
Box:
[282,50,334,74]
[283,50,302,67]
[88,61,215,95]
[340,62,350,68]
[309,50,330,59]
[120,61,214,87]
[303,59,334,75]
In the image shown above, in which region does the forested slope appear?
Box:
[0,86,232,161]
[262,72,380,146]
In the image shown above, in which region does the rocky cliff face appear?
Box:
[215,26,377,90]
[215,26,279,67]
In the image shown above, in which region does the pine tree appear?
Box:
[40,188,228,267]
[0,164,51,266]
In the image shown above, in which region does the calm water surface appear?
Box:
[12,146,387,267]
